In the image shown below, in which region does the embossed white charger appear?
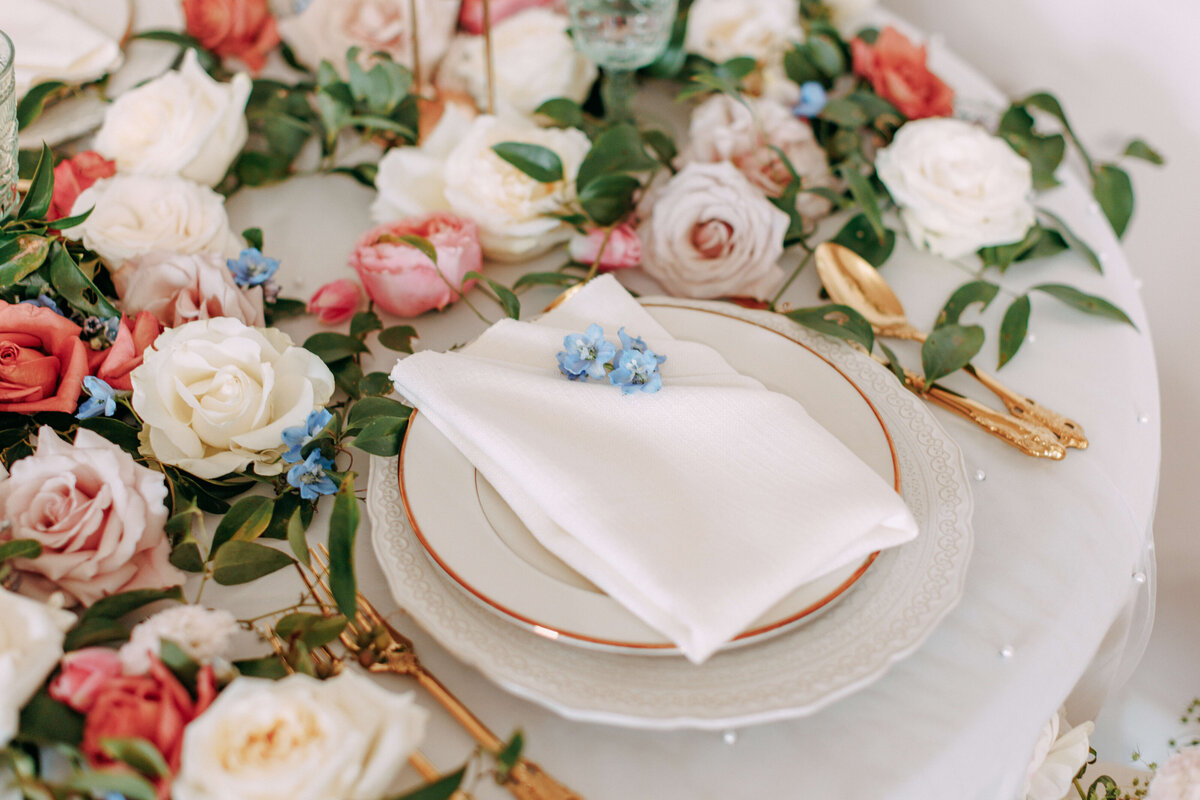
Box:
[369,298,974,730]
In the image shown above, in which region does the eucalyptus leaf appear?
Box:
[1032,284,1136,328]
[998,294,1031,368]
[783,305,874,352]
[212,541,294,585]
[921,324,985,385]
[979,226,1042,271]
[1093,163,1134,238]
[275,612,348,648]
[935,281,1000,328]
[491,142,564,183]
[80,587,185,624]
[838,166,885,243]
[262,493,303,541]
[16,82,66,130]
[1123,139,1164,165]
[875,341,908,385]
[67,770,159,800]
[99,737,170,779]
[233,655,289,679]
[384,767,467,800]
[465,271,520,319]
[1037,209,1103,272]
[210,495,273,556]
[829,213,895,266]
[287,505,312,566]
[328,473,360,618]
[0,538,42,563]
[303,332,370,363]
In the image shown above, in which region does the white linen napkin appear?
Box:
[2,0,124,97]
[389,276,918,662]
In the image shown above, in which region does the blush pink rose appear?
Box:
[458,0,558,34]
[49,647,125,712]
[0,426,185,607]
[183,0,281,73]
[112,251,265,328]
[350,213,482,318]
[851,27,954,120]
[86,312,163,392]
[307,279,363,325]
[49,151,116,221]
[0,300,89,414]
[567,223,642,271]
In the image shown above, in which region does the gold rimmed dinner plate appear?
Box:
[398,303,900,655]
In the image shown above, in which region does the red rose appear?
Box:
[183,0,281,73]
[851,27,954,120]
[82,659,217,794]
[86,312,163,392]
[0,301,89,414]
[49,151,115,221]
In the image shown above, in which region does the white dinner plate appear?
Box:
[370,297,974,729]
[399,303,901,654]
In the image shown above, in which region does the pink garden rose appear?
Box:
[112,251,264,328]
[86,312,163,392]
[49,648,125,713]
[458,0,558,34]
[49,151,116,221]
[308,279,363,325]
[567,223,642,271]
[0,426,184,607]
[183,0,281,73]
[350,213,482,318]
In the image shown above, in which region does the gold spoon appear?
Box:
[814,243,1088,450]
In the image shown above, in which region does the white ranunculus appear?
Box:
[684,0,802,64]
[1022,709,1095,800]
[173,670,428,800]
[62,175,243,268]
[640,161,790,300]
[278,0,459,78]
[371,101,476,223]
[130,317,335,479]
[436,8,597,119]
[875,117,1036,259]
[1146,745,1200,800]
[0,588,75,746]
[119,605,239,675]
[94,50,250,186]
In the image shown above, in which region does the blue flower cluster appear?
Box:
[226,248,280,288]
[556,325,665,395]
[793,81,828,118]
[76,376,118,420]
[281,409,338,500]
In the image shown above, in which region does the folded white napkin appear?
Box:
[2,0,124,97]
[389,276,918,662]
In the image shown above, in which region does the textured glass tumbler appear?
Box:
[0,32,16,220]
[566,0,678,120]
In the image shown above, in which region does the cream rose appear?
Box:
[0,588,75,745]
[278,0,458,78]
[1146,745,1200,800]
[684,93,835,224]
[375,114,590,261]
[94,50,250,186]
[436,8,597,118]
[685,0,802,64]
[0,427,184,607]
[372,100,476,222]
[63,175,243,268]
[640,161,789,300]
[1022,709,1095,800]
[875,117,1036,259]
[114,251,265,328]
[119,605,239,675]
[131,318,335,479]
[173,670,428,800]
[823,0,877,35]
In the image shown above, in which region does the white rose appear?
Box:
[436,8,597,119]
[1022,709,1095,800]
[62,175,243,268]
[1146,745,1200,800]
[640,161,790,300]
[173,670,428,800]
[94,50,250,186]
[685,0,802,64]
[119,605,239,675]
[684,93,834,223]
[131,317,335,479]
[875,117,1036,259]
[0,588,74,745]
[372,101,476,223]
[278,0,459,78]
[823,0,877,36]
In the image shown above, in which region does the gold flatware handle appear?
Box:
[505,761,584,800]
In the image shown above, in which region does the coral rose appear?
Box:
[307,279,363,325]
[49,151,116,221]
[0,426,185,607]
[49,647,125,713]
[86,312,163,392]
[568,224,642,271]
[112,251,265,329]
[183,0,281,73]
[0,300,88,414]
[350,213,482,318]
[851,27,953,120]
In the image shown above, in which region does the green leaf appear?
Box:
[347,396,412,428]
[261,492,304,541]
[978,226,1042,272]
[170,540,205,573]
[838,166,885,243]
[1032,283,1136,328]
[99,737,170,779]
[351,416,408,456]
[67,770,159,800]
[350,310,383,339]
[1123,138,1164,165]
[49,206,94,230]
[287,503,312,566]
[535,98,586,129]
[328,472,360,618]
[17,691,84,746]
[1093,163,1134,238]
[242,227,264,251]
[275,612,348,648]
[576,124,656,190]
[18,144,55,221]
[579,174,640,226]
[0,235,51,285]
[0,538,42,563]
[642,128,678,169]
[210,495,273,556]
[783,305,874,352]
[934,281,1001,329]
[818,97,868,128]
[465,271,521,319]
[212,541,294,585]
[303,331,370,363]
[378,324,418,353]
[495,731,524,782]
[784,45,823,86]
[513,271,582,290]
[806,35,847,78]
[331,358,364,400]
[63,617,129,651]
[332,162,380,188]
[875,341,908,385]
[233,655,289,678]
[829,213,895,267]
[384,766,467,800]
[16,81,67,130]
[234,150,293,186]
[921,324,985,385]
[491,142,564,183]
[359,371,394,396]
[345,115,416,141]
[379,233,438,264]
[1037,209,1103,272]
[1085,775,1122,800]
[998,294,1031,369]
[80,587,185,624]
[45,243,119,317]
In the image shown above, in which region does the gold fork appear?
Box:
[300,545,584,800]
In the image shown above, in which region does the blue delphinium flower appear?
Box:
[20,294,64,316]
[609,348,663,394]
[281,408,333,463]
[617,327,666,365]
[76,376,118,419]
[556,323,616,381]
[793,81,828,118]
[287,451,338,500]
[226,248,281,288]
